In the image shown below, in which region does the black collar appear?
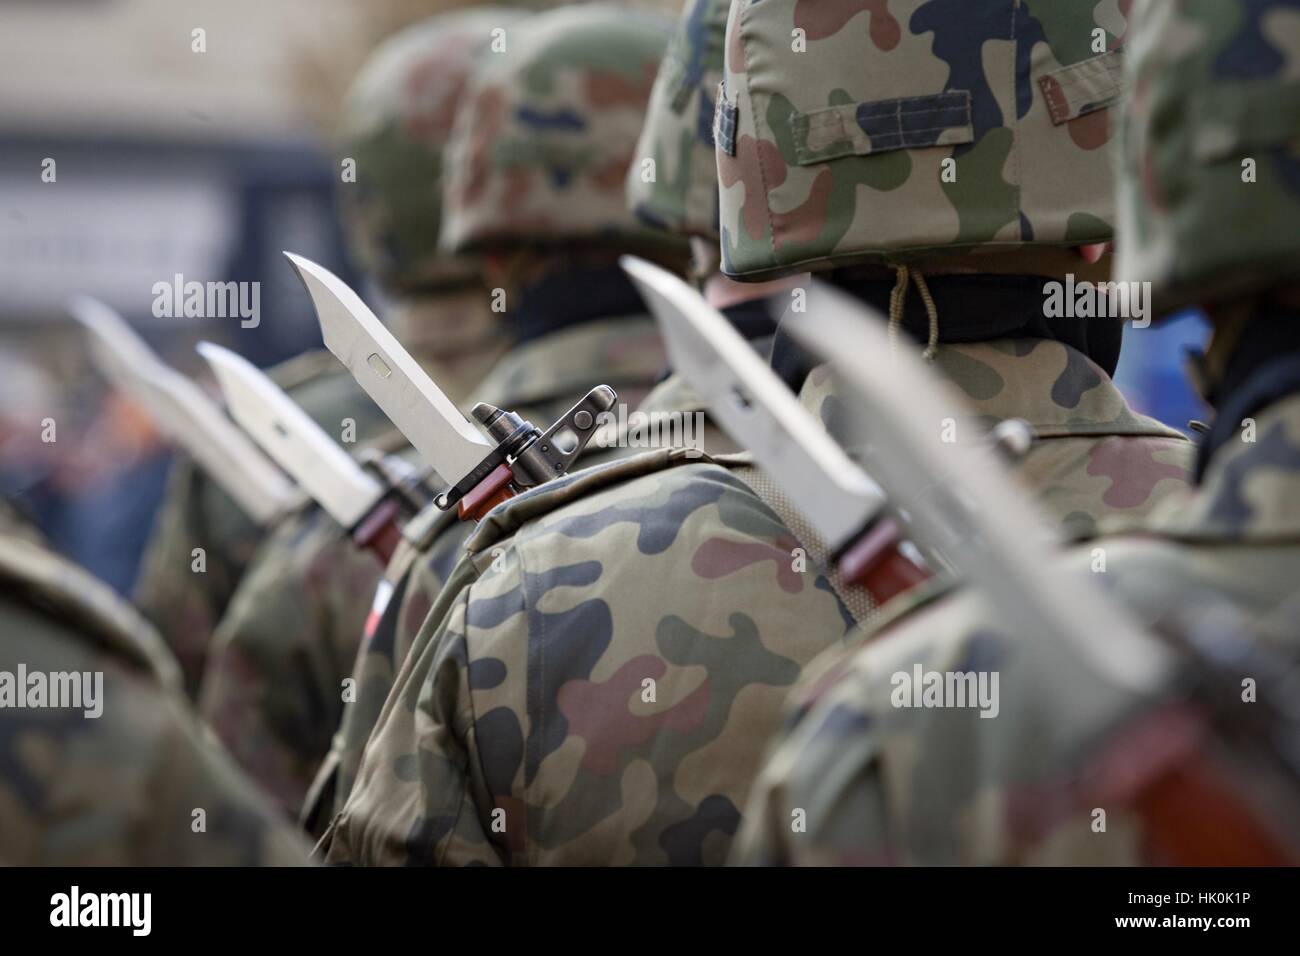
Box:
[513,264,649,345]
[772,273,1124,392]
[1195,307,1300,481]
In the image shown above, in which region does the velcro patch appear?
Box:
[791,91,973,165]
[714,83,738,156]
[1038,51,1124,126]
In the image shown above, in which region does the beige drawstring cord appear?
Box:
[886,264,940,362]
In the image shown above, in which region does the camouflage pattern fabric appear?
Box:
[1114,0,1300,315]
[320,447,857,865]
[626,0,731,242]
[733,0,1300,866]
[802,338,1194,540]
[194,9,565,814]
[337,8,528,294]
[717,0,1127,278]
[0,535,310,865]
[196,497,392,818]
[733,391,1300,865]
[439,4,686,255]
[306,313,670,833]
[133,351,395,697]
[202,312,668,824]
[318,326,1195,864]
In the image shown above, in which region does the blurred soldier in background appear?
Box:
[623,0,787,458]
[0,533,310,864]
[197,9,528,818]
[131,322,391,697]
[311,2,691,843]
[126,5,487,696]
[735,0,1300,866]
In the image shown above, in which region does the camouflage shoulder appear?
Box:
[0,536,181,691]
[462,446,743,556]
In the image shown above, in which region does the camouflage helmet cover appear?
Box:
[337,8,526,293]
[717,0,1130,279]
[1115,0,1300,317]
[440,3,688,254]
[626,0,731,241]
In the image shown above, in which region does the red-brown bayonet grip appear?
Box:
[352,497,404,565]
[837,516,931,606]
[458,462,516,522]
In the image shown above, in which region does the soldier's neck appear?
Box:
[1194,303,1300,480]
[513,263,648,344]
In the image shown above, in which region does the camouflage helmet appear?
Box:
[337,9,526,293]
[626,0,731,242]
[717,0,1129,279]
[1115,0,1300,318]
[439,3,687,255]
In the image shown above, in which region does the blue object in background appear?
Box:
[51,451,174,596]
[1113,310,1211,437]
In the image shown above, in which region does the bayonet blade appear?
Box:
[284,252,492,486]
[621,256,884,550]
[790,280,1168,691]
[197,342,383,529]
[69,296,295,526]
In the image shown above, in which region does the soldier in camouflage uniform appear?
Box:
[0,533,310,864]
[734,0,1300,866]
[715,0,1195,541]
[318,0,1198,867]
[308,0,747,837]
[133,7,548,696]
[197,9,532,818]
[621,0,787,459]
[133,353,392,696]
[201,6,686,824]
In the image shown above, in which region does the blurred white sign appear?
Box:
[0,173,237,317]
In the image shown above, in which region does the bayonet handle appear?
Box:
[836,516,932,607]
[353,498,405,565]
[458,463,516,521]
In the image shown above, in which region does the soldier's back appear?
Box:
[0,534,310,865]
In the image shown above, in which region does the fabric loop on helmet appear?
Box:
[887,264,940,364]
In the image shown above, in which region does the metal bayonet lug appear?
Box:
[509,385,617,488]
[435,385,618,522]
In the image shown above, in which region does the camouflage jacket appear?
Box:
[202,313,667,822]
[133,350,395,696]
[307,318,768,835]
[321,446,857,865]
[733,389,1300,866]
[804,337,1195,540]
[320,334,1194,865]
[0,535,310,864]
